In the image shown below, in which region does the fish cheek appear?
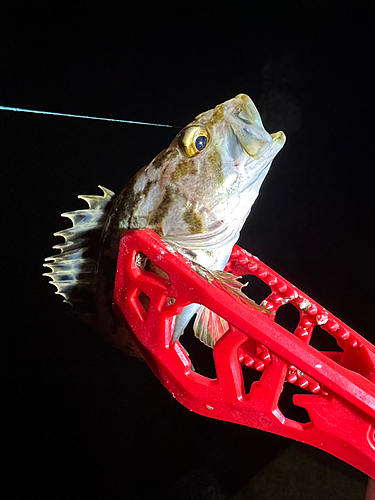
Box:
[183,207,205,234]
[207,147,225,187]
[148,186,179,234]
[170,158,198,183]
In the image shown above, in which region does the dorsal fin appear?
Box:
[43,185,114,317]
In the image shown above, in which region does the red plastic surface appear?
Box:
[113,229,375,479]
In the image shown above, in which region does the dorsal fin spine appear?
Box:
[43,185,114,312]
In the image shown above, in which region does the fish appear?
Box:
[44,94,286,357]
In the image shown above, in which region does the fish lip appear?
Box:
[243,131,286,171]
[227,94,285,160]
[267,130,287,157]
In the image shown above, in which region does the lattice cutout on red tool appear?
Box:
[231,252,342,398]
[225,246,371,392]
[113,229,375,480]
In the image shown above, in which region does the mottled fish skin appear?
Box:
[45,94,285,357]
[94,94,285,355]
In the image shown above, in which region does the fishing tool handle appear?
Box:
[113,229,375,479]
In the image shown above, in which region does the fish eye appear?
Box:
[179,125,210,157]
[195,135,207,151]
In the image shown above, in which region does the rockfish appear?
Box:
[44,94,285,357]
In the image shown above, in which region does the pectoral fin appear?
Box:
[193,269,273,347]
[193,305,229,347]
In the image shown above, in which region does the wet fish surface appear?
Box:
[44,94,286,356]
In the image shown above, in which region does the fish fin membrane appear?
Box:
[43,185,114,318]
[211,270,273,315]
[193,305,229,347]
[193,270,273,348]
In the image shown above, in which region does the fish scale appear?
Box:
[44,94,285,356]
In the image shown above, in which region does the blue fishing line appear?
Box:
[0,105,180,128]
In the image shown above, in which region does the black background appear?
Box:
[3,2,374,499]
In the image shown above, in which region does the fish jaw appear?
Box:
[225,93,286,163]
[226,94,274,159]
[219,95,286,207]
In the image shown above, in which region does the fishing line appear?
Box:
[0,106,181,128]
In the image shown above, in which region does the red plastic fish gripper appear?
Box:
[113,229,375,479]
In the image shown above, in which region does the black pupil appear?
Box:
[195,135,207,151]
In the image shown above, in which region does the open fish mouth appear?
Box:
[228,94,286,160]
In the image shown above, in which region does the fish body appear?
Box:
[44,94,285,356]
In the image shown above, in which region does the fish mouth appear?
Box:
[228,94,286,160]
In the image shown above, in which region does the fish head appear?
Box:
[46,94,285,355]
[184,93,286,209]
[127,94,285,267]
[145,94,285,239]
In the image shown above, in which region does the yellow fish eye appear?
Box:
[179,126,210,157]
